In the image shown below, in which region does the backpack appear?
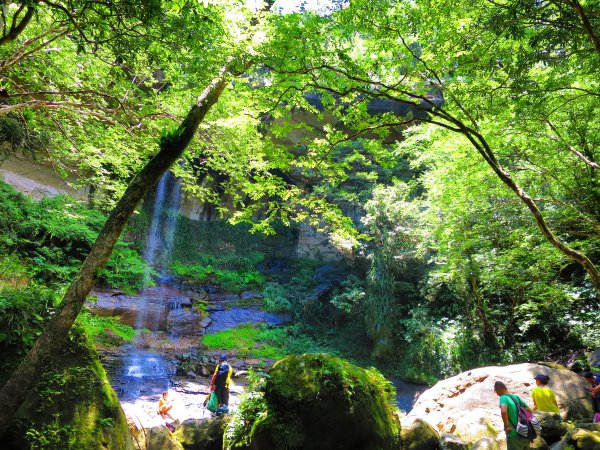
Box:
[507,394,541,441]
[214,362,230,387]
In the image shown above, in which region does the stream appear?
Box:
[91,283,427,429]
[91,284,292,428]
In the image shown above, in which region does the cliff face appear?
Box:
[0,156,88,200]
[0,155,344,262]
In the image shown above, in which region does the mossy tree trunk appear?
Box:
[0,71,229,437]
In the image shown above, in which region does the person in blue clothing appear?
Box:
[211,354,233,410]
[583,372,600,415]
[494,381,533,450]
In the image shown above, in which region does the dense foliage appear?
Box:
[1,3,600,438]
[0,181,148,292]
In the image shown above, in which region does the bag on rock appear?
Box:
[508,394,541,441]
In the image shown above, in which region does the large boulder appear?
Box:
[173,417,228,450]
[224,353,401,450]
[536,412,568,444]
[0,330,134,449]
[565,428,600,450]
[404,363,593,445]
[144,426,185,450]
[440,433,469,450]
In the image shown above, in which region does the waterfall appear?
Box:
[135,172,181,331]
[143,171,182,280]
[123,171,181,401]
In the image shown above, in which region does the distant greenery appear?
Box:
[0,181,148,293]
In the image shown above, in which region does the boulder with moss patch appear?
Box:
[224,353,401,450]
[0,329,134,449]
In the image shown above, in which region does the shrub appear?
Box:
[0,285,58,352]
[261,282,291,313]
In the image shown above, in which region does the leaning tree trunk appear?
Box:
[462,129,600,296]
[0,70,229,436]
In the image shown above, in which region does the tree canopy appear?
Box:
[0,0,599,435]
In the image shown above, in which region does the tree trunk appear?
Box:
[0,70,229,437]
[468,274,499,350]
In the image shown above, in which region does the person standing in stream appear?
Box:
[211,354,233,409]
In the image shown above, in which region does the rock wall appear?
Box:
[1,156,344,262]
[0,155,88,200]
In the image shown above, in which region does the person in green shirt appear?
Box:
[531,374,560,414]
[494,381,532,450]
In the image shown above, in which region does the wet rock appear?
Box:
[204,306,291,334]
[167,308,203,337]
[240,291,262,301]
[207,293,240,303]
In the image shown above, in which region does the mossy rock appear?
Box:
[225,353,401,450]
[173,417,229,450]
[0,329,133,450]
[401,418,439,450]
[566,428,600,450]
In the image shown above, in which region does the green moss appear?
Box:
[225,353,401,450]
[202,324,287,360]
[2,327,133,450]
[76,310,137,346]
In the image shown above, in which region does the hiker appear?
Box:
[158,391,176,432]
[494,381,533,450]
[531,374,560,414]
[583,372,600,416]
[211,354,233,411]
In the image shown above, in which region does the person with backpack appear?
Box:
[211,354,233,413]
[494,381,536,449]
[531,374,560,414]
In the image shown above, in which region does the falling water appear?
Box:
[124,171,182,398]
[135,171,181,331]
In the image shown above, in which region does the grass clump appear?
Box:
[76,310,137,346]
[202,324,332,360]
